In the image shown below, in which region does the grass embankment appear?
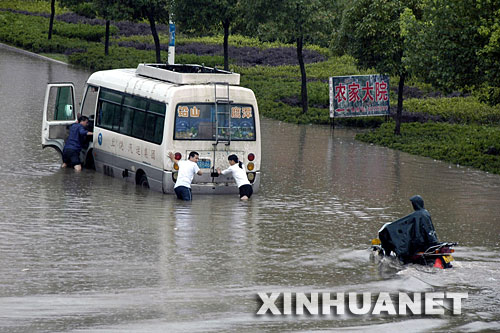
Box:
[356,97,500,174]
[1,1,500,174]
[357,122,500,174]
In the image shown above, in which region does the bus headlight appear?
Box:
[174,163,179,171]
[247,162,254,171]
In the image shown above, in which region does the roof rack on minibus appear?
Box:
[135,64,240,85]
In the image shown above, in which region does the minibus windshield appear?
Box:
[174,103,255,141]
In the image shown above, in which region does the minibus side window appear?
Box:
[95,88,165,145]
[148,101,165,144]
[132,110,146,138]
[81,85,99,117]
[119,106,134,135]
[97,90,122,130]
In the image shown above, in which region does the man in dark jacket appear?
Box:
[379,195,439,263]
[61,116,93,171]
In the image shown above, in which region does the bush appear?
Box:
[53,21,118,42]
[68,45,225,70]
[356,122,500,174]
[0,12,93,53]
[68,46,159,70]
[0,0,66,14]
[403,96,500,125]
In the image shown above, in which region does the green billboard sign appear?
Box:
[329,74,390,118]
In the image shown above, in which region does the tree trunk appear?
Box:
[223,19,230,71]
[104,20,110,56]
[297,35,308,114]
[48,0,55,40]
[394,73,406,135]
[148,12,161,63]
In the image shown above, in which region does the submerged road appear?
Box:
[0,44,499,332]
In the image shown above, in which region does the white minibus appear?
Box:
[42,64,261,194]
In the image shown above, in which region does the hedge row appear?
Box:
[0,11,94,53]
[53,21,118,42]
[0,0,66,14]
[68,45,225,70]
[356,122,500,174]
[403,96,500,125]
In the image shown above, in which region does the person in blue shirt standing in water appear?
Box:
[61,116,93,172]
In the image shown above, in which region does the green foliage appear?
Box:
[356,122,500,174]
[242,0,335,48]
[118,33,331,56]
[306,55,373,80]
[0,0,67,14]
[173,0,239,35]
[403,96,500,125]
[70,2,97,18]
[401,0,486,93]
[67,44,225,70]
[53,21,118,41]
[477,1,500,105]
[0,11,93,53]
[337,0,420,76]
[68,45,158,69]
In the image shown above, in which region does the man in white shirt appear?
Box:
[168,151,203,201]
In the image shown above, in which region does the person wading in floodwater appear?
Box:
[217,154,253,200]
[61,116,93,172]
[168,151,203,201]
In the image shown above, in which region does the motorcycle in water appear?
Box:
[371,239,457,269]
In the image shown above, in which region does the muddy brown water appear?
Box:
[0,44,499,332]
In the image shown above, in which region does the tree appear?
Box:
[48,0,55,39]
[244,0,335,114]
[172,0,239,71]
[401,0,500,106]
[93,0,132,55]
[60,0,128,56]
[337,0,422,135]
[126,0,170,63]
[477,1,500,105]
[400,0,486,94]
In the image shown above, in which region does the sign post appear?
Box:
[329,74,390,125]
[168,22,176,65]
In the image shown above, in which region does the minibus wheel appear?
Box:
[84,150,95,170]
[138,174,149,189]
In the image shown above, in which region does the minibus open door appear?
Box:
[41,83,77,156]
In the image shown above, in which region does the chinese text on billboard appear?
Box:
[329,75,390,118]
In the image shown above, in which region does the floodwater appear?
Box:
[0,44,499,332]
